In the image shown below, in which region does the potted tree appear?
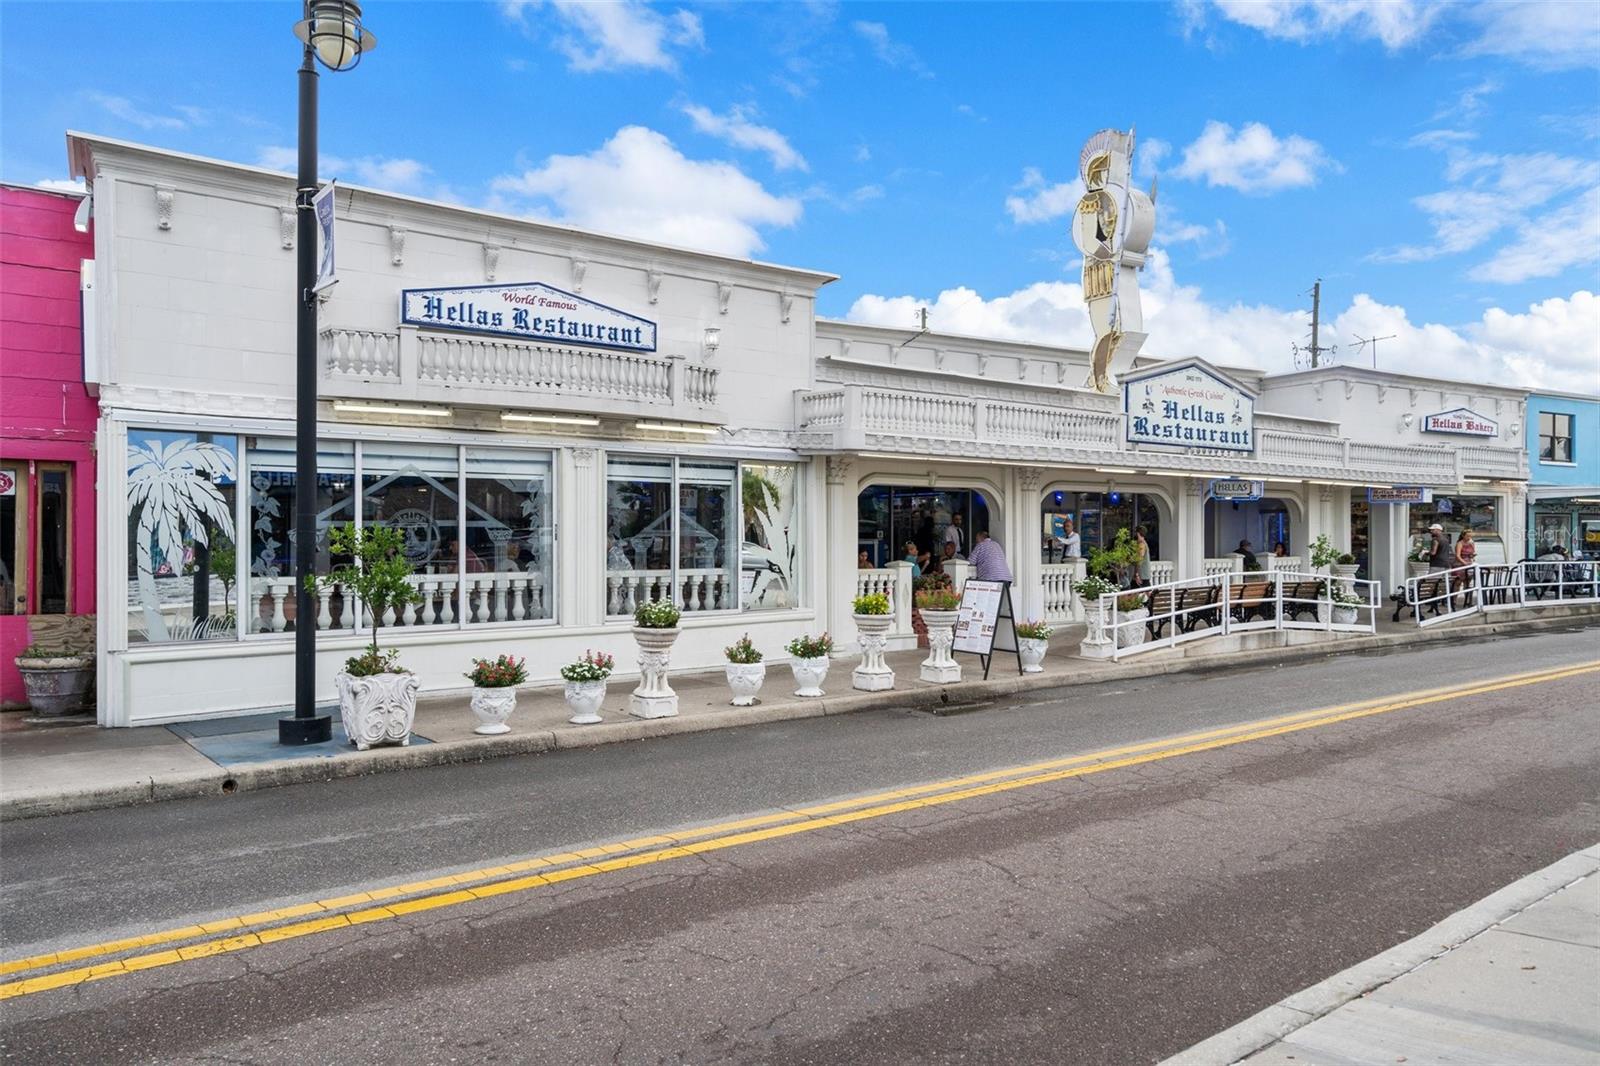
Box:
[1309,534,1339,575]
[630,599,681,719]
[851,592,895,691]
[724,633,765,706]
[915,586,962,684]
[464,654,527,735]
[561,650,614,724]
[306,524,422,750]
[787,632,833,697]
[1015,619,1053,673]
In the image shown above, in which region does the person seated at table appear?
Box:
[1237,539,1260,570]
[1272,541,1288,557]
[858,549,873,569]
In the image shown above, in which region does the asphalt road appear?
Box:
[2,626,1598,1064]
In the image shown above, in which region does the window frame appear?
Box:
[605,453,744,617]
[1539,411,1574,464]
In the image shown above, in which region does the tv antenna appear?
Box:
[892,305,931,357]
[1291,278,1337,369]
[1352,333,1397,369]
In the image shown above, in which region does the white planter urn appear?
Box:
[1018,638,1048,674]
[1332,604,1359,626]
[470,686,517,735]
[918,608,962,684]
[564,679,607,725]
[791,655,830,698]
[1331,563,1359,580]
[1407,560,1430,578]
[1115,607,1150,649]
[1078,600,1115,659]
[630,627,680,719]
[336,670,419,751]
[852,613,895,691]
[725,662,766,706]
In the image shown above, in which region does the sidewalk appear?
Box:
[1166,845,1600,1066]
[2,610,1595,820]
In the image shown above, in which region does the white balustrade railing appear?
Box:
[798,389,847,429]
[323,329,400,383]
[607,569,733,616]
[1267,556,1304,574]
[1149,560,1175,585]
[250,571,548,633]
[986,403,1122,446]
[1042,560,1086,624]
[856,567,898,604]
[1203,557,1242,582]
[1258,431,1344,466]
[1349,442,1456,481]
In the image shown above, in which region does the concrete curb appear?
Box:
[1160,843,1600,1066]
[3,613,1595,821]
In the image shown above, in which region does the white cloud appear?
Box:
[845,251,1599,392]
[1162,217,1232,259]
[84,91,194,131]
[257,147,431,192]
[489,126,801,257]
[1192,0,1446,49]
[1374,143,1599,279]
[853,20,933,77]
[854,144,872,163]
[1174,121,1334,193]
[33,178,87,193]
[1004,168,1084,224]
[502,0,704,73]
[1461,0,1600,71]
[681,104,808,171]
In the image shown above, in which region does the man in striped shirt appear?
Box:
[967,530,1013,582]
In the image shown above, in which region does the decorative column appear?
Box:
[1009,467,1045,619]
[567,447,603,626]
[1178,478,1205,582]
[825,455,857,646]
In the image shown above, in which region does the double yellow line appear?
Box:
[4,661,1595,1001]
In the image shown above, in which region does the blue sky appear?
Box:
[3,1,1597,391]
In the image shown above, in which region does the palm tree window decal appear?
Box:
[126,432,239,643]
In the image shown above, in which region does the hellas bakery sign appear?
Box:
[1422,407,1498,437]
[401,282,657,353]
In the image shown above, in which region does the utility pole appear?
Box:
[916,306,930,331]
[1292,279,1336,370]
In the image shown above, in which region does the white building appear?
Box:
[65,133,1531,727]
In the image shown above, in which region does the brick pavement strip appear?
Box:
[2,611,1595,821]
[1164,844,1600,1066]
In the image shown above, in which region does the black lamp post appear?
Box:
[281,0,376,746]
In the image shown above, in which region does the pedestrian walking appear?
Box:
[968,529,1013,582]
[1134,526,1152,586]
[1427,523,1452,571]
[1455,528,1478,608]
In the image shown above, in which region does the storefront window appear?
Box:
[606,456,741,614]
[857,486,990,569]
[742,463,799,611]
[244,438,356,633]
[364,444,459,629]
[465,448,554,622]
[1041,491,1161,562]
[126,429,238,644]
[1539,412,1573,463]
[38,469,68,614]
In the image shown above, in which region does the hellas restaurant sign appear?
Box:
[1123,361,1255,453]
[401,282,657,353]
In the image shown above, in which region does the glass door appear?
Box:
[0,464,24,616]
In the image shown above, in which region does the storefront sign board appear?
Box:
[0,470,14,496]
[401,282,657,353]
[1369,486,1433,504]
[1209,478,1263,501]
[1421,407,1498,437]
[312,181,337,293]
[953,579,1021,679]
[1123,361,1255,453]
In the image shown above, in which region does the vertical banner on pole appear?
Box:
[312,181,338,292]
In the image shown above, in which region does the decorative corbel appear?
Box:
[1017,359,1029,381]
[279,207,295,249]
[779,291,794,324]
[1312,382,1325,401]
[717,281,733,315]
[389,226,406,266]
[1408,387,1418,407]
[570,258,587,292]
[1057,363,1069,384]
[154,185,174,230]
[840,338,852,359]
[1494,397,1503,416]
[934,348,946,371]
[1375,384,1388,404]
[1344,380,1356,400]
[483,244,500,282]
[978,355,990,377]
[646,269,663,304]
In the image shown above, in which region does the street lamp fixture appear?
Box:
[282,0,375,747]
[294,0,377,71]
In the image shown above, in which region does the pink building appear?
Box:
[1,183,98,706]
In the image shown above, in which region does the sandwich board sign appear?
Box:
[953,579,1022,679]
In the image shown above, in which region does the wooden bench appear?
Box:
[1283,580,1324,621]
[1145,588,1180,639]
[1392,576,1446,622]
[1180,584,1223,632]
[1231,579,1275,622]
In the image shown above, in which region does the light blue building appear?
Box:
[1526,391,1600,559]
